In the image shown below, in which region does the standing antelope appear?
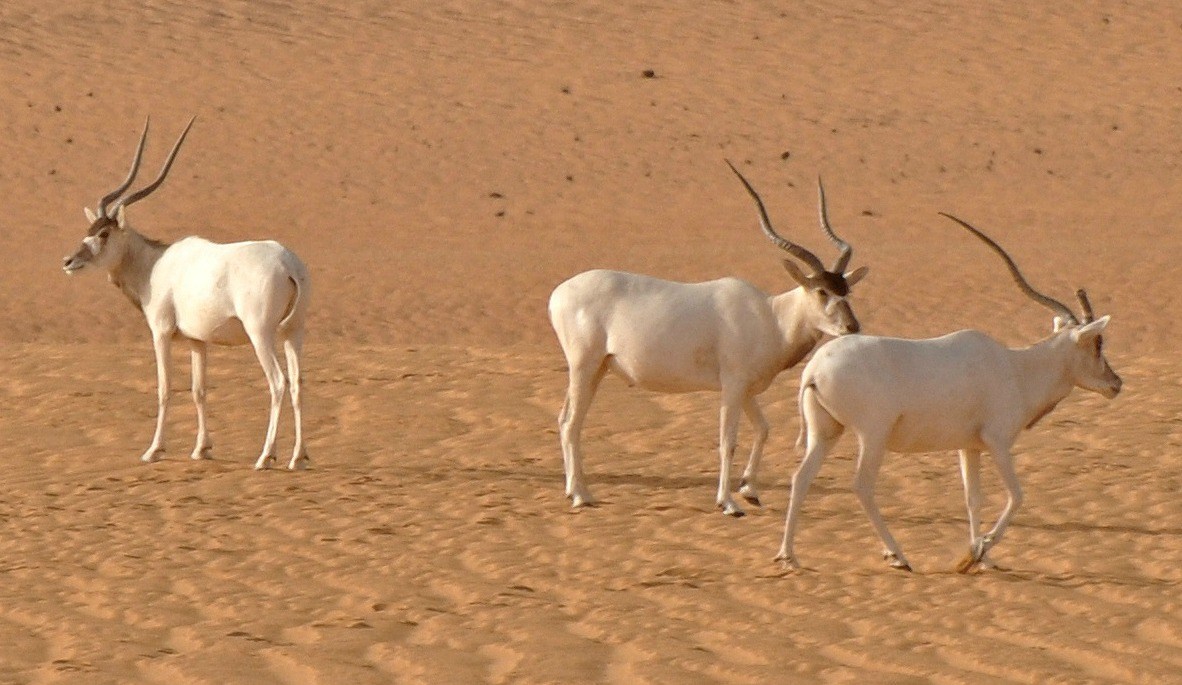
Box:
[548,161,869,516]
[777,213,1120,572]
[62,118,312,470]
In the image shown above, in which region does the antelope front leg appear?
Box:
[141,331,173,463]
[716,395,744,517]
[737,396,769,507]
[190,340,213,460]
[956,448,996,571]
[957,440,1024,573]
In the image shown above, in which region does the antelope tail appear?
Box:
[279,273,308,331]
[796,381,817,450]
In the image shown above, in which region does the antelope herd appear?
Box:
[63,118,1120,574]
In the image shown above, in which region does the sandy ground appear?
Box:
[1,1,1180,682]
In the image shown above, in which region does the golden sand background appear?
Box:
[1,1,1179,682]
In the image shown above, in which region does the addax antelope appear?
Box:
[777,213,1120,572]
[63,118,312,470]
[548,161,869,516]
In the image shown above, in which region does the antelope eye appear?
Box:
[96,227,110,239]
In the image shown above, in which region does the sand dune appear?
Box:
[1,0,1180,682]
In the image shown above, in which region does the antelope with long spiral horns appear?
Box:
[776,213,1120,572]
[63,118,312,470]
[547,161,868,516]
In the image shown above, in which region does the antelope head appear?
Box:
[940,212,1122,399]
[63,117,195,275]
[727,161,869,336]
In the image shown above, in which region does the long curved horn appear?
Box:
[817,176,853,272]
[111,116,196,213]
[939,212,1079,325]
[1075,289,1095,323]
[726,160,825,274]
[97,117,150,218]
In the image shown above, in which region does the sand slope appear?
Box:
[0,0,1180,682]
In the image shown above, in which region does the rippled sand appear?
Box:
[1,1,1179,682]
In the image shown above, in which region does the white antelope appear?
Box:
[548,161,869,516]
[63,118,312,470]
[777,213,1121,572]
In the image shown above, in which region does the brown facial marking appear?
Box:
[812,271,849,297]
[86,215,116,237]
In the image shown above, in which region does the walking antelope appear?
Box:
[548,161,869,516]
[777,213,1120,572]
[62,118,312,470]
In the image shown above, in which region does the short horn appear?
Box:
[111,116,196,213]
[726,160,825,274]
[97,117,150,219]
[1075,289,1095,323]
[817,176,853,272]
[939,212,1079,325]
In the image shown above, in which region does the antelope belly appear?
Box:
[179,317,250,346]
[607,348,720,393]
[884,409,986,453]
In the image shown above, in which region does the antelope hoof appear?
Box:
[884,552,912,572]
[254,455,276,471]
[140,448,164,463]
[719,501,745,518]
[956,538,990,574]
[287,455,309,471]
[738,479,762,507]
[773,551,799,571]
[955,542,988,574]
[190,445,213,460]
[570,492,594,509]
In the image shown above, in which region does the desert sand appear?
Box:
[1,1,1180,682]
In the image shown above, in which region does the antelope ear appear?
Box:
[84,207,98,223]
[1071,315,1110,344]
[781,259,812,289]
[115,205,128,229]
[843,265,869,287]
